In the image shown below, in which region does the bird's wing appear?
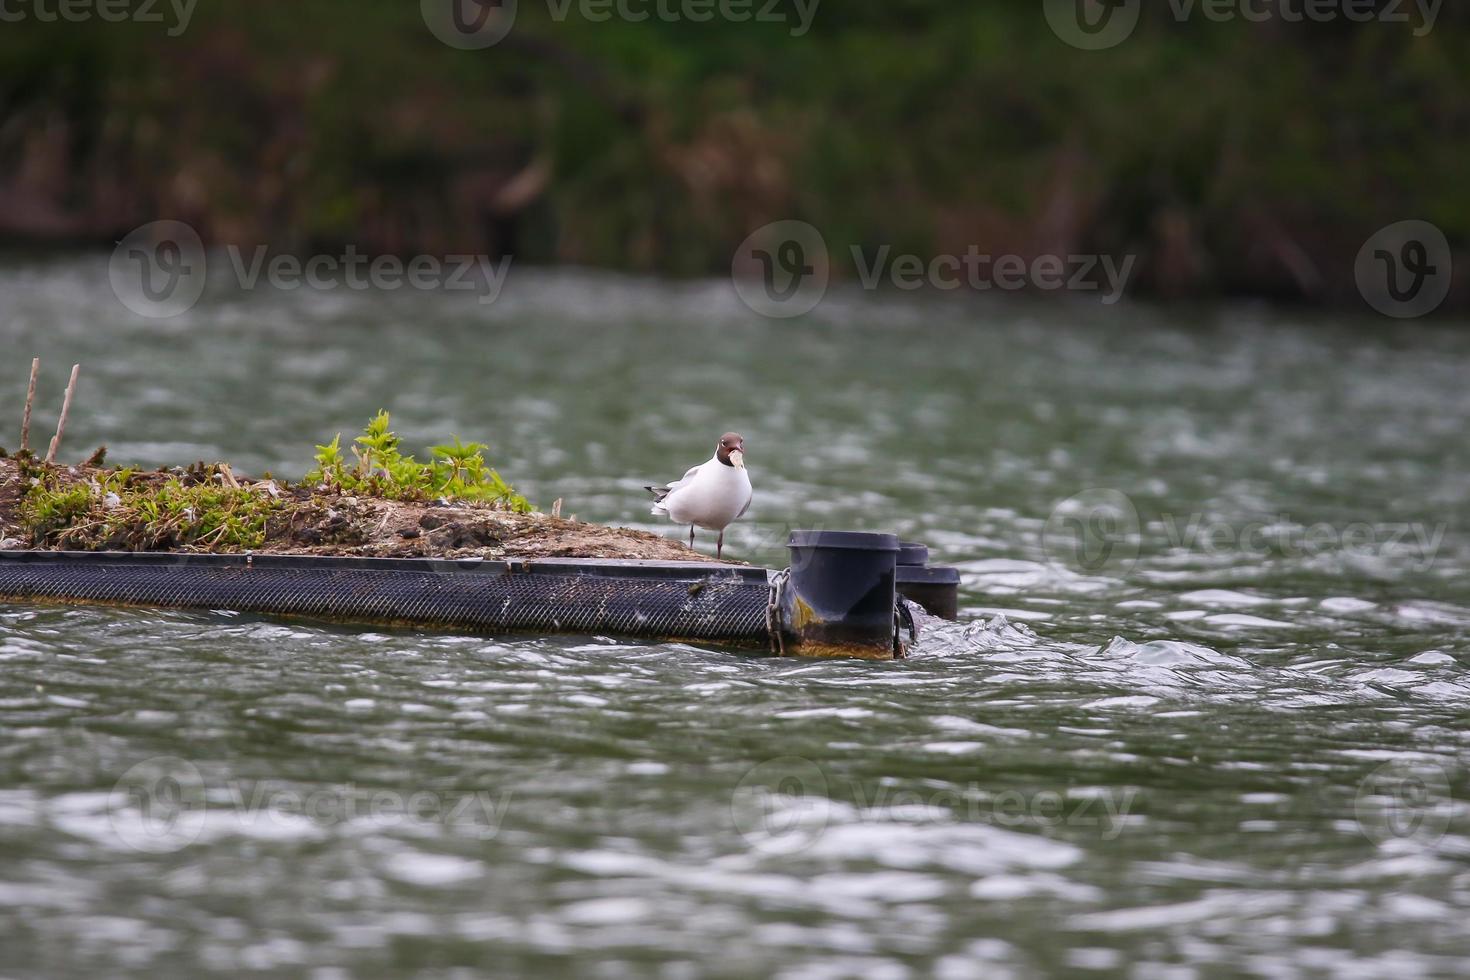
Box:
[669,464,703,489]
[645,464,703,501]
[736,485,753,518]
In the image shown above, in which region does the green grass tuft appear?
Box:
[307,411,533,513]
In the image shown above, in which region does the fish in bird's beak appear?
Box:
[729,449,745,469]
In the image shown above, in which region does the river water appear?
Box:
[2,259,1468,977]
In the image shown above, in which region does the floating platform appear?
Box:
[0,532,961,660]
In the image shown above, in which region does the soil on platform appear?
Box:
[0,454,728,564]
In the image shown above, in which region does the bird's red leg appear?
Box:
[689,525,695,549]
[717,530,724,559]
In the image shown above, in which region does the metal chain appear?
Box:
[894,599,916,659]
[766,567,790,656]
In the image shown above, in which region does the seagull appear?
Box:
[645,432,753,559]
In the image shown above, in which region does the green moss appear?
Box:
[24,483,94,539]
[22,469,280,551]
[18,411,533,551]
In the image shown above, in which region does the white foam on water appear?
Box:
[1179,589,1276,607]
[1204,614,1298,629]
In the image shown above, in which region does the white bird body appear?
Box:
[646,432,752,558]
[652,455,752,530]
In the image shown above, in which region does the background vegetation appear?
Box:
[1,0,1466,306]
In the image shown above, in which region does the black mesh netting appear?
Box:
[0,556,773,646]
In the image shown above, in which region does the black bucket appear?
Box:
[896,564,961,620]
[783,530,900,659]
[897,541,930,566]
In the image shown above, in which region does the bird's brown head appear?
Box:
[716,432,746,469]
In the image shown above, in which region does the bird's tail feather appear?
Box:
[646,484,672,516]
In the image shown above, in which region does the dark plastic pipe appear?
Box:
[782,531,901,659]
[896,564,961,620]
[897,541,930,566]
